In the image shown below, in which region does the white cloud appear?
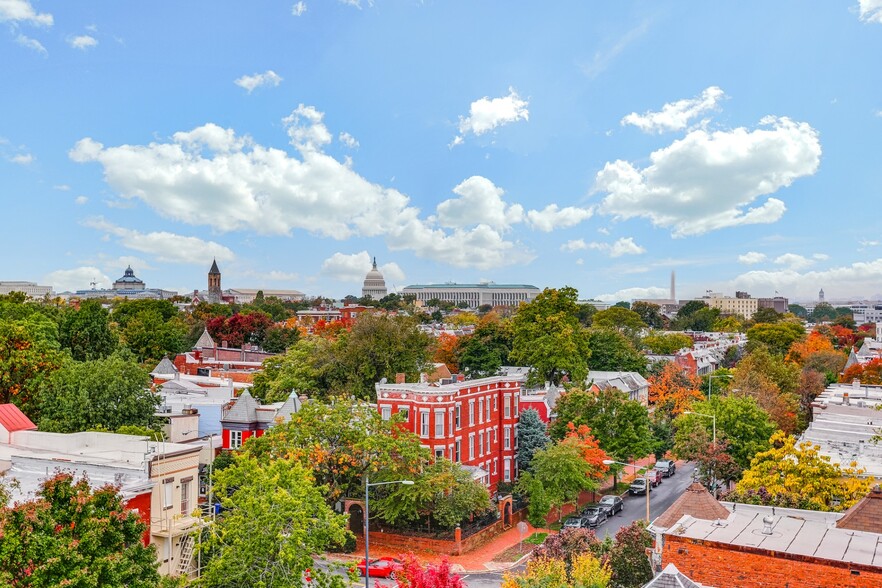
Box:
[738,251,767,265]
[576,258,584,265]
[568,237,645,257]
[15,33,46,55]
[813,253,829,261]
[774,253,813,270]
[731,257,882,299]
[234,70,283,93]
[858,0,882,23]
[436,176,523,231]
[621,86,724,134]
[339,0,371,8]
[338,132,359,149]
[54,184,70,191]
[595,116,821,237]
[82,217,235,265]
[74,195,88,205]
[595,286,669,302]
[10,153,33,165]
[245,270,300,282]
[451,87,529,147]
[0,0,53,26]
[561,239,588,252]
[526,204,593,232]
[43,266,110,293]
[860,239,880,247]
[292,1,307,16]
[321,251,378,282]
[69,35,98,50]
[70,108,546,269]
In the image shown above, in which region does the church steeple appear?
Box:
[208,259,222,303]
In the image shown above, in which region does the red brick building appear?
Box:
[219,390,302,450]
[375,375,523,492]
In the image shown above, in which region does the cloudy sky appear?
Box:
[3,1,882,301]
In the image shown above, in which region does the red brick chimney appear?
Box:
[395,373,406,384]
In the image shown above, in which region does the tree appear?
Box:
[510,287,591,386]
[585,329,647,375]
[647,361,703,418]
[373,459,493,529]
[751,307,782,324]
[673,396,775,469]
[747,321,805,356]
[728,431,874,512]
[810,302,837,323]
[242,397,430,505]
[672,301,720,331]
[261,324,300,353]
[630,301,665,329]
[675,428,742,494]
[591,307,647,340]
[502,554,611,588]
[518,472,552,527]
[0,319,65,417]
[206,311,274,348]
[517,408,550,472]
[786,331,835,365]
[59,300,118,361]
[252,336,334,403]
[457,316,512,378]
[433,332,460,372]
[38,351,159,433]
[607,521,653,588]
[532,527,607,570]
[803,349,847,384]
[120,309,189,362]
[641,332,693,355]
[199,455,352,588]
[798,368,826,427]
[0,472,160,587]
[389,554,465,588]
[842,358,882,385]
[733,347,800,433]
[788,304,807,318]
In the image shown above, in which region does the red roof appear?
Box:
[0,404,37,433]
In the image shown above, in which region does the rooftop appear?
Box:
[0,404,37,433]
[376,374,525,395]
[653,482,730,530]
[402,283,539,290]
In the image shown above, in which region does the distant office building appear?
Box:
[361,257,388,300]
[0,281,52,298]
[402,283,540,309]
[73,266,176,300]
[704,293,758,319]
[195,260,304,304]
[853,303,882,325]
[757,296,789,314]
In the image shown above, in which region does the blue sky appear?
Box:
[3,1,882,302]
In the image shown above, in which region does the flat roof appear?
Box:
[402,283,539,290]
[376,374,525,395]
[665,502,882,568]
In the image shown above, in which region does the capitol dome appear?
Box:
[362,257,388,300]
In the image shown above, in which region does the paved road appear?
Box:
[461,462,697,588]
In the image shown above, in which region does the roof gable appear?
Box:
[151,356,179,375]
[642,563,702,588]
[0,404,37,433]
[222,390,259,423]
[654,482,729,529]
[836,485,882,533]
[195,327,216,349]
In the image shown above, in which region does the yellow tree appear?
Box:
[502,554,611,588]
[647,361,703,417]
[729,431,874,512]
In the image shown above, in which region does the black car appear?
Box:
[598,495,624,516]
[654,459,676,477]
[563,515,591,529]
[580,505,608,527]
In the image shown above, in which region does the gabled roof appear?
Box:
[222,390,259,423]
[151,355,179,375]
[275,391,303,422]
[0,404,37,433]
[836,485,882,533]
[654,482,729,529]
[195,327,216,349]
[642,563,702,588]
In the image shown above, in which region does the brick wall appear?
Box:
[663,535,882,588]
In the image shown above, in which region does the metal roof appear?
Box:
[0,404,36,433]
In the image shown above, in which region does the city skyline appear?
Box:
[3,1,882,300]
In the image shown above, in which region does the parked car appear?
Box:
[629,472,661,495]
[563,515,591,529]
[598,495,624,516]
[580,505,609,527]
[654,459,676,477]
[355,557,402,578]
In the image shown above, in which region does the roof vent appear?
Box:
[762,515,774,535]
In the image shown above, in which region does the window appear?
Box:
[504,459,511,482]
[468,434,475,460]
[493,459,498,474]
[514,424,519,449]
[398,406,409,421]
[478,431,484,456]
[493,396,498,412]
[478,398,484,424]
[420,411,430,437]
[455,439,461,462]
[435,409,445,437]
[435,447,445,459]
[514,395,519,414]
[494,427,498,443]
[381,406,392,421]
[504,426,511,450]
[485,397,491,421]
[180,477,192,515]
[229,430,242,449]
[455,405,461,429]
[504,395,511,418]
[487,430,491,450]
[469,400,475,426]
[162,478,174,510]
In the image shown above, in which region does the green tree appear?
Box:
[641,332,693,355]
[59,300,118,361]
[121,309,189,362]
[607,521,653,588]
[521,436,605,521]
[0,318,66,417]
[261,325,300,353]
[591,307,647,340]
[113,299,179,327]
[199,455,352,588]
[630,301,665,329]
[673,396,775,469]
[585,329,647,375]
[517,408,550,472]
[746,321,805,356]
[510,287,591,386]
[751,307,782,324]
[457,316,513,378]
[252,337,334,403]
[518,472,552,527]
[38,351,158,433]
[0,472,160,588]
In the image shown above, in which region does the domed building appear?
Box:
[361,257,388,300]
[112,266,146,291]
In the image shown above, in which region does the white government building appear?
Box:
[0,281,52,298]
[401,282,541,309]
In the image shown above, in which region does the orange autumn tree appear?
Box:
[433,332,460,373]
[786,330,834,364]
[564,423,611,481]
[648,361,703,417]
[841,358,882,386]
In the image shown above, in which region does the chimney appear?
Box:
[395,373,406,384]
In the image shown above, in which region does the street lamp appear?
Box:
[603,459,651,524]
[707,374,733,400]
[364,476,414,588]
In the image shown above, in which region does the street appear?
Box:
[460,462,696,588]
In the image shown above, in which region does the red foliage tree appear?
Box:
[206,311,274,348]
[841,358,882,385]
[564,423,611,480]
[383,553,465,588]
[433,333,459,373]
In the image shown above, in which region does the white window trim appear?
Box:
[229,430,243,449]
